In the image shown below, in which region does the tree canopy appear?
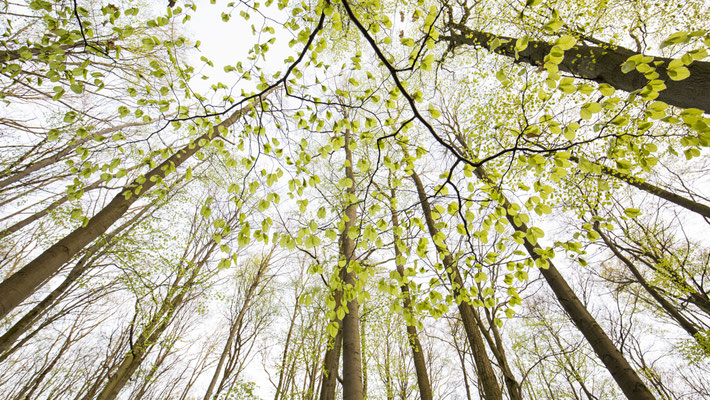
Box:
[1,0,709,399]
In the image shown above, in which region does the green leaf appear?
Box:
[624,208,642,218]
[660,31,689,48]
[621,61,636,74]
[556,35,577,50]
[515,36,529,51]
[667,66,690,81]
[428,104,441,118]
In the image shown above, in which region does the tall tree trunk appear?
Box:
[444,23,710,113]
[451,323,473,400]
[471,307,523,400]
[384,324,394,400]
[0,204,151,356]
[0,88,275,319]
[340,127,363,400]
[410,170,503,400]
[274,297,301,400]
[95,268,200,400]
[569,155,710,219]
[389,187,434,400]
[318,302,342,400]
[473,166,656,400]
[306,335,320,400]
[594,223,701,338]
[0,162,146,239]
[360,303,368,398]
[129,339,174,400]
[0,119,154,190]
[204,254,271,400]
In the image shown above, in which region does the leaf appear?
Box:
[556,35,577,50]
[660,31,689,48]
[515,36,529,51]
[70,82,84,94]
[598,84,615,96]
[624,208,642,218]
[428,104,441,118]
[667,66,690,81]
[621,61,636,74]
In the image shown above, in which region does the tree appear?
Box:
[2,0,710,398]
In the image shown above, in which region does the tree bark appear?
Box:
[203,254,271,400]
[0,120,154,190]
[340,127,364,400]
[0,88,275,319]
[569,155,710,219]
[411,170,503,400]
[389,188,434,400]
[473,166,656,400]
[318,299,342,400]
[594,223,700,338]
[444,23,710,113]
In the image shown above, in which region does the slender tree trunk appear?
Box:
[444,23,710,113]
[389,187,433,400]
[75,331,129,400]
[360,303,368,398]
[0,162,146,239]
[0,88,275,319]
[0,120,154,190]
[473,166,656,400]
[274,299,300,400]
[318,301,342,400]
[594,223,700,337]
[203,255,270,400]
[0,204,151,356]
[306,338,320,400]
[471,307,523,400]
[410,170,503,400]
[452,324,473,400]
[384,324,394,400]
[95,271,197,400]
[569,155,710,219]
[130,341,173,400]
[0,179,99,238]
[340,127,363,400]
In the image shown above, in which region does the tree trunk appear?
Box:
[0,120,154,190]
[274,298,301,400]
[203,255,271,400]
[594,223,700,338]
[569,155,710,219]
[0,88,275,319]
[389,187,434,400]
[318,300,342,400]
[0,162,146,239]
[451,324,473,400]
[444,23,710,113]
[95,270,198,400]
[411,170,503,400]
[471,307,523,400]
[340,127,364,400]
[473,166,656,400]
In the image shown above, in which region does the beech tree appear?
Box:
[2,0,710,398]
